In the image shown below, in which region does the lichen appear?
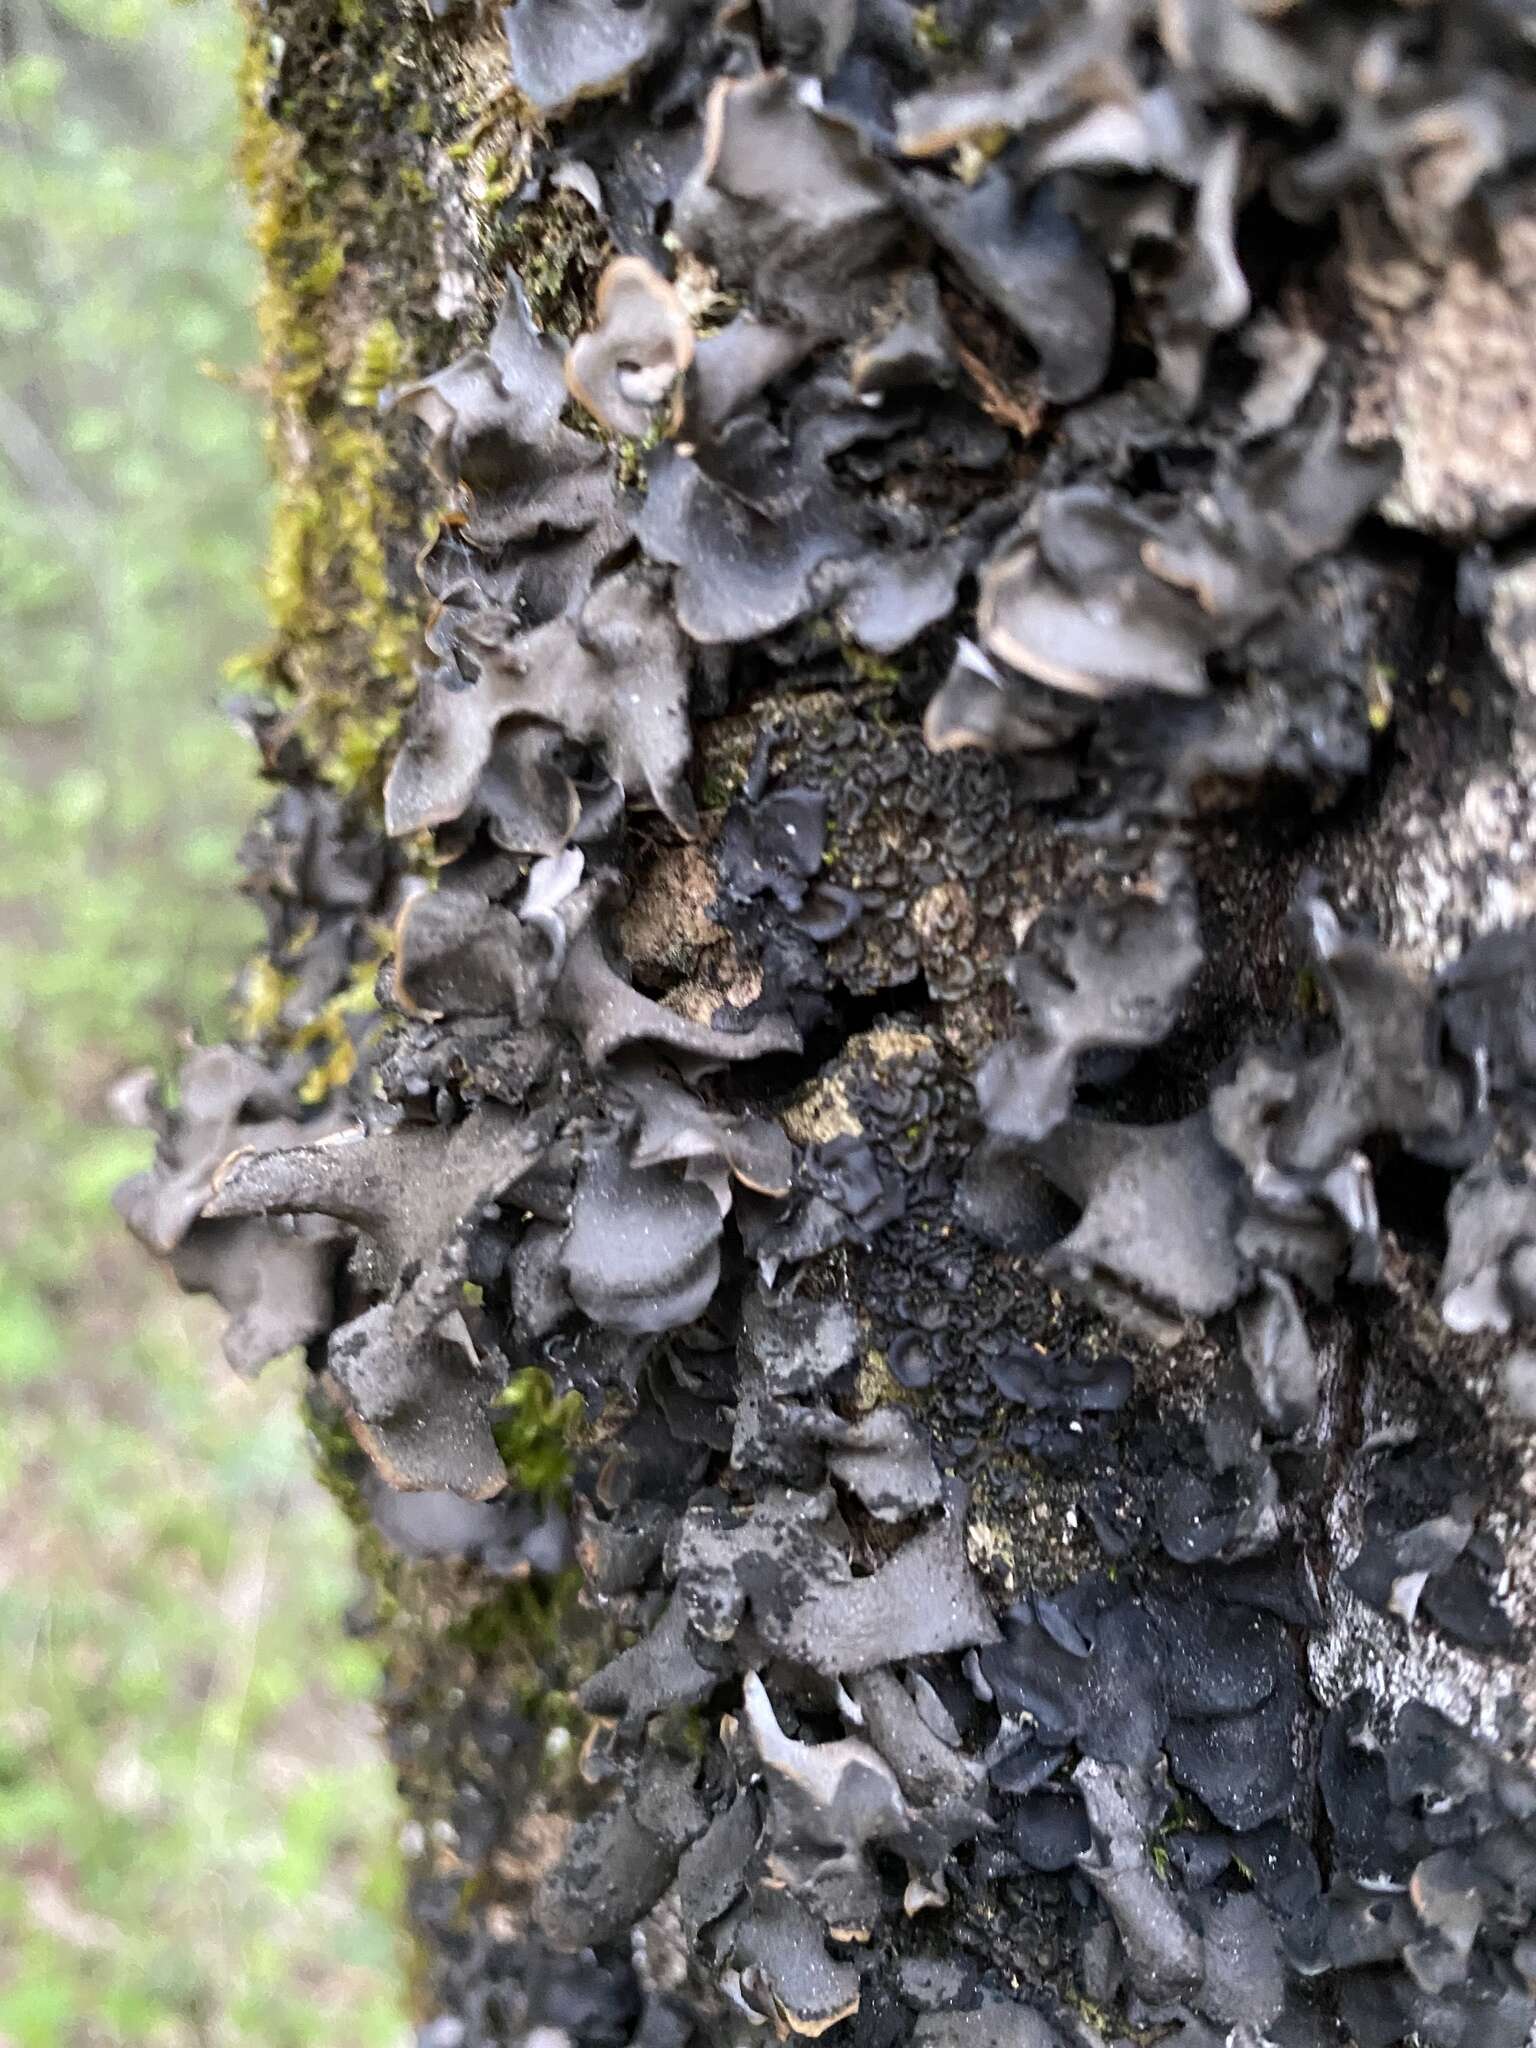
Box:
[124,0,1536,2039]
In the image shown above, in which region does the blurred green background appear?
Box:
[0,0,405,2039]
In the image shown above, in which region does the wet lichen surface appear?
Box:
[117,0,1536,2042]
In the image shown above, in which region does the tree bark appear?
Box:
[121,4,1536,2045]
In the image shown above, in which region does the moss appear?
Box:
[499,187,613,336]
[343,317,409,408]
[1063,1990,1124,2034]
[853,1342,903,1416]
[1367,656,1396,732]
[695,706,789,814]
[697,761,744,812]
[446,85,528,163]
[965,1450,1099,1597]
[669,246,744,334]
[229,1,642,2020]
[232,955,296,1043]
[236,921,389,1073]
[304,1352,593,1679]
[615,427,660,488]
[304,1379,593,1673]
[841,641,903,688]
[232,1,448,803]
[489,1366,586,1496]
[230,0,653,2011]
[306,1386,364,1498]
[305,1388,405,1625]
[445,1569,584,1658]
[292,950,386,1102]
[911,3,956,49]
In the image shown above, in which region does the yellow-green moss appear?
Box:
[445,1569,584,1659]
[292,950,387,1103]
[499,187,612,336]
[1367,657,1396,732]
[343,317,409,408]
[911,3,956,49]
[841,640,903,688]
[232,918,389,1073]
[305,1392,404,1626]
[232,955,296,1044]
[489,1366,586,1497]
[238,1,638,2010]
[232,18,430,801]
[303,1391,591,1674]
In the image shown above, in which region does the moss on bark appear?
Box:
[232,0,453,793]
[230,0,622,2016]
[221,0,1536,2035]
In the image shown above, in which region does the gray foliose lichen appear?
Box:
[119,2,1536,2043]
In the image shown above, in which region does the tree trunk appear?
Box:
[120,4,1536,2044]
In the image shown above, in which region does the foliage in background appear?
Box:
[0,0,404,2037]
